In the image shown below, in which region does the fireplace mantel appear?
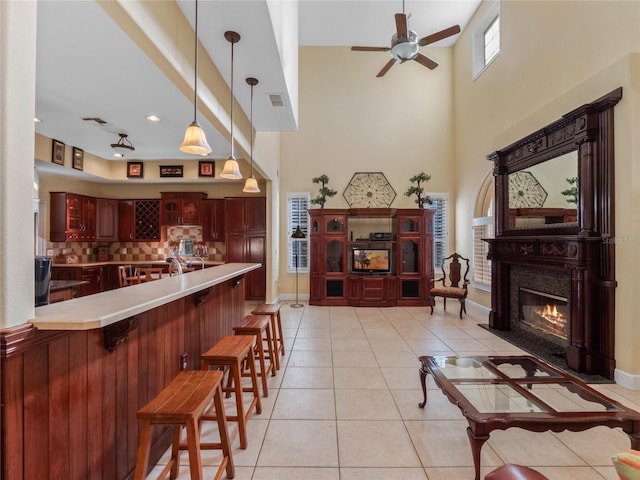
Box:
[486,88,622,379]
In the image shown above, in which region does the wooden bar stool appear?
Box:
[133,370,234,480]
[251,303,285,370]
[201,335,262,450]
[233,315,276,397]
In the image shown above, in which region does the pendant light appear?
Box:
[220,30,242,179]
[243,77,260,193]
[180,0,211,155]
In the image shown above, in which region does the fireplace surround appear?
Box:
[485,88,622,379]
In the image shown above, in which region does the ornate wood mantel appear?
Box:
[486,88,622,379]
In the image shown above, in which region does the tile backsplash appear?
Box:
[48,227,225,264]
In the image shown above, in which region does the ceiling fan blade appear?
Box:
[418,25,461,46]
[395,13,408,38]
[377,58,396,77]
[351,46,391,52]
[413,53,438,70]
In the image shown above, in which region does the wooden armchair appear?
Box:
[118,265,141,287]
[139,267,164,282]
[429,252,470,319]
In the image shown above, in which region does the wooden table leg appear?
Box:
[418,365,428,408]
[628,431,640,450]
[466,426,490,480]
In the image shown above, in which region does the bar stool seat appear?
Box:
[233,315,276,397]
[201,335,262,449]
[133,370,234,480]
[251,303,285,370]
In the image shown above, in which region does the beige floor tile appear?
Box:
[334,367,388,389]
[330,328,367,340]
[444,337,496,352]
[391,388,462,420]
[258,420,339,467]
[281,366,334,388]
[367,337,412,352]
[340,467,428,479]
[252,467,339,479]
[380,366,422,389]
[296,327,331,338]
[337,420,422,467]
[487,429,586,466]
[552,427,630,465]
[533,466,613,479]
[332,349,377,367]
[429,326,473,338]
[292,337,332,351]
[592,465,622,480]
[272,388,336,419]
[425,466,497,480]
[331,337,371,351]
[373,350,419,367]
[405,420,502,468]
[287,349,334,367]
[335,389,401,420]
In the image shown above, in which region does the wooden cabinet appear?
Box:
[160,192,206,226]
[96,198,118,241]
[309,208,433,307]
[225,197,266,300]
[50,192,97,241]
[51,266,106,297]
[118,199,160,241]
[202,199,225,241]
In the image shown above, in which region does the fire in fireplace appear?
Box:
[518,287,569,340]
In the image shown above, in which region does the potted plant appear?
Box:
[561,176,578,204]
[404,172,432,208]
[310,174,337,208]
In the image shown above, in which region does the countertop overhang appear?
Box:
[31,263,260,331]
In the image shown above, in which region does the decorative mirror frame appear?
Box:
[488,87,622,237]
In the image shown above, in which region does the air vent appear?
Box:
[82,117,108,125]
[268,94,286,108]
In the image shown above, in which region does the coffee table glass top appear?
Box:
[425,356,624,414]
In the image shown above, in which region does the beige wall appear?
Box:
[452,1,640,375]
[279,46,458,296]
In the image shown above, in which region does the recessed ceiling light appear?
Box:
[34,117,41,123]
[146,114,161,122]
[113,153,124,158]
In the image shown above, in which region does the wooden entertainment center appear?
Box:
[308,208,434,307]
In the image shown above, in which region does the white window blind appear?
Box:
[484,15,500,65]
[428,193,449,269]
[472,216,493,290]
[287,193,310,274]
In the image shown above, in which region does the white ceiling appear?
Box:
[34,0,480,175]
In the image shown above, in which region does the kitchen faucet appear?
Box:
[194,256,205,269]
[165,257,183,276]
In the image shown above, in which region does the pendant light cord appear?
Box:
[230,40,235,157]
[193,0,199,123]
[249,81,254,175]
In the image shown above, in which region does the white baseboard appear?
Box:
[614,369,640,390]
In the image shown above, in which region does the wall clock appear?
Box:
[508,171,548,208]
[343,172,396,208]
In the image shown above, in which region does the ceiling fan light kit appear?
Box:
[351,3,460,77]
[220,30,243,180]
[243,76,260,193]
[180,0,212,155]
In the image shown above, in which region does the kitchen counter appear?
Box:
[31,262,259,331]
[52,259,224,267]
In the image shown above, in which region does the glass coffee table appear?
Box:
[418,355,640,480]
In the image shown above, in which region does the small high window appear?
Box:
[472,1,500,78]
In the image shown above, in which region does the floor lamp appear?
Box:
[291,226,306,308]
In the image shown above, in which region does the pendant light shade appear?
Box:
[180,0,211,155]
[220,30,243,179]
[243,76,260,193]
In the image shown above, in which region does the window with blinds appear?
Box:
[428,193,449,269]
[472,216,493,290]
[287,193,310,274]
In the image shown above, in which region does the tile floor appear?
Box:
[147,303,639,479]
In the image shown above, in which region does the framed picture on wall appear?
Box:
[159,165,183,178]
[199,161,214,177]
[127,161,144,178]
[72,147,84,171]
[52,139,65,165]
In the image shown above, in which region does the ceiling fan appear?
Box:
[351,2,461,77]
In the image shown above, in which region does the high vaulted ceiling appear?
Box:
[34,0,480,175]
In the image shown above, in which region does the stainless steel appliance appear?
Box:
[35,256,52,307]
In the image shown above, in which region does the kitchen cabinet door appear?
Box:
[202,199,225,241]
[96,198,118,241]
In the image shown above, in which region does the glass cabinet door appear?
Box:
[326,239,345,272]
[401,218,420,234]
[400,239,419,273]
[325,217,345,234]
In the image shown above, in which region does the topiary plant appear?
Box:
[404,172,432,208]
[310,174,337,208]
[561,176,578,204]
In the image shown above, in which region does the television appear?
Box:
[351,248,391,273]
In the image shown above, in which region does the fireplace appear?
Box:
[518,287,568,340]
